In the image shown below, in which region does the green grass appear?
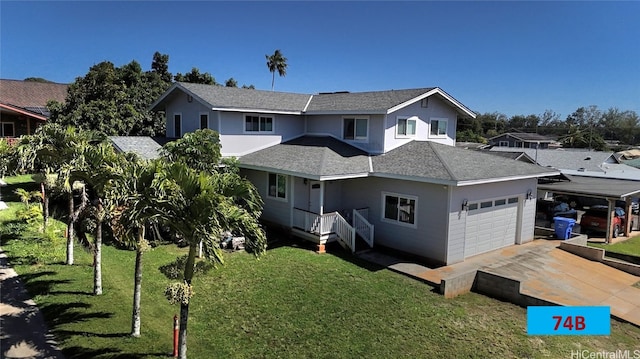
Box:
[590,235,640,257]
[2,174,640,358]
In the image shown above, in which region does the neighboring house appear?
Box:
[489,147,640,181]
[150,82,558,265]
[109,136,169,160]
[488,132,556,149]
[0,79,68,143]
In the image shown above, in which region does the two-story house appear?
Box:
[150,82,558,265]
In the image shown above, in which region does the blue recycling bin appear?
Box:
[553,217,576,240]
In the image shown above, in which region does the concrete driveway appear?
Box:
[359,239,640,327]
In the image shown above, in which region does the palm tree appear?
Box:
[156,162,267,359]
[74,141,121,295]
[265,49,287,91]
[107,157,163,337]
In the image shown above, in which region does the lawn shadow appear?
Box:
[62,346,167,359]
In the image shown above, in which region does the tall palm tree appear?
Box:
[74,141,121,295]
[156,162,267,359]
[265,49,287,91]
[107,157,164,337]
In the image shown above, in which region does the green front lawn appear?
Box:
[590,235,640,257]
[2,175,640,358]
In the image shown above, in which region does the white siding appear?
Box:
[219,112,305,157]
[340,177,450,264]
[384,96,457,152]
[164,92,214,137]
[241,169,291,226]
[305,114,385,153]
[446,179,538,264]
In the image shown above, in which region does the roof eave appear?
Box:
[0,103,48,121]
[456,171,561,186]
[238,163,370,181]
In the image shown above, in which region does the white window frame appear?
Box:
[396,116,417,138]
[1,122,15,137]
[199,112,209,130]
[343,116,369,141]
[173,113,182,138]
[381,191,418,228]
[244,114,274,133]
[267,172,287,201]
[429,118,448,138]
[499,140,509,147]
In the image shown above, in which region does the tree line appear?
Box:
[458,106,640,151]
[47,49,289,137]
[0,125,267,359]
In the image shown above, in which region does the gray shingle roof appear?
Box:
[372,141,555,183]
[305,88,435,113]
[489,148,616,172]
[170,82,311,113]
[239,137,556,183]
[151,83,475,117]
[109,136,166,160]
[489,132,556,142]
[538,174,640,198]
[239,136,370,178]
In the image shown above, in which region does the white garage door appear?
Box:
[464,197,519,258]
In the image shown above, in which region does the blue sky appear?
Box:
[1,1,639,118]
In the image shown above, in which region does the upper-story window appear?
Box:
[499,140,509,147]
[396,116,417,137]
[173,113,182,138]
[429,118,447,137]
[200,113,209,129]
[343,117,368,141]
[245,115,274,133]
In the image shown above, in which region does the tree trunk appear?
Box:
[94,200,103,296]
[178,302,189,359]
[66,192,74,265]
[130,226,145,337]
[41,182,49,227]
[178,244,197,359]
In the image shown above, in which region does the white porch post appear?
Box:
[319,181,325,216]
[290,176,295,229]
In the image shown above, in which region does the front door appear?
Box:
[308,181,321,214]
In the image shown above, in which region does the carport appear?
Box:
[538,175,640,242]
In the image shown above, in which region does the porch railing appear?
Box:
[292,207,373,253]
[353,209,374,248]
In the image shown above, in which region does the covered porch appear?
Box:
[288,177,374,253]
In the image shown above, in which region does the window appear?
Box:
[383,192,417,226]
[397,117,417,137]
[495,199,506,206]
[1,123,15,137]
[268,173,286,199]
[468,203,478,211]
[480,201,492,209]
[200,113,208,129]
[499,141,509,147]
[343,117,368,140]
[173,114,182,138]
[245,115,274,133]
[508,197,518,204]
[430,118,448,137]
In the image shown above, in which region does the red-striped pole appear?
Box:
[173,314,179,358]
